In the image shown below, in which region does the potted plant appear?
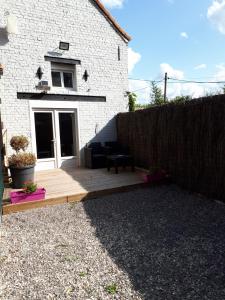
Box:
[8,135,36,188]
[10,181,46,204]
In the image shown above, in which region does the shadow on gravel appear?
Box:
[83,185,225,300]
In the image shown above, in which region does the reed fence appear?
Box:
[117,95,225,200]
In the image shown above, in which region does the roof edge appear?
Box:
[94,0,132,42]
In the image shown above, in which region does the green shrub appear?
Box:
[22,181,37,194]
[128,93,137,112]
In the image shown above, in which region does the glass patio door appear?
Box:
[33,109,77,170]
[34,111,57,170]
[56,111,77,169]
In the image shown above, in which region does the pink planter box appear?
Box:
[10,188,46,204]
[143,172,167,183]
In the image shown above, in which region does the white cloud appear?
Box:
[207,0,225,34]
[159,64,209,99]
[213,63,225,80]
[100,0,124,9]
[160,63,225,99]
[128,48,141,74]
[129,63,225,104]
[129,63,185,104]
[129,64,185,103]
[180,32,189,39]
[160,63,184,80]
[178,83,205,98]
[194,64,207,70]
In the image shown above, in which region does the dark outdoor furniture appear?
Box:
[104,141,129,156]
[107,154,135,174]
[84,142,106,169]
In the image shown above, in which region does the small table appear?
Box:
[107,154,135,174]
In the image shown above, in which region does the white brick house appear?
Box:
[0,0,130,170]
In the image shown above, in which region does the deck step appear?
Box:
[2,182,147,215]
[2,168,147,215]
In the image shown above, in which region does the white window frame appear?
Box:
[51,63,77,91]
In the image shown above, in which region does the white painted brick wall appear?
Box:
[0,0,129,164]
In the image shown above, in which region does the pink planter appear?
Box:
[10,188,46,204]
[143,171,167,183]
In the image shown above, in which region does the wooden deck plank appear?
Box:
[2,168,146,215]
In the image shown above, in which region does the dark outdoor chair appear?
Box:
[84,142,106,169]
[104,141,129,155]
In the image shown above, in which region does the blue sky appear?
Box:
[101,0,225,103]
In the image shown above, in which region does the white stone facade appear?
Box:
[0,0,129,166]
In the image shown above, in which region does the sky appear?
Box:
[101,0,225,103]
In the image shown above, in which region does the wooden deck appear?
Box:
[2,168,146,215]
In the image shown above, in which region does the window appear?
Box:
[51,63,76,90]
[51,71,61,87]
[51,71,74,88]
[63,72,73,88]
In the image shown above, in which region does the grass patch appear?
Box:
[65,286,75,295]
[79,271,88,277]
[105,283,118,295]
[0,256,7,264]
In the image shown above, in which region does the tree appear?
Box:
[221,85,225,94]
[128,92,137,112]
[150,81,165,105]
[171,95,192,103]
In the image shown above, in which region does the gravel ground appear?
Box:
[1,185,225,300]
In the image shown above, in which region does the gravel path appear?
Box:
[1,185,225,300]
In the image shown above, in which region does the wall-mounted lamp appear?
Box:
[36,67,44,80]
[6,14,18,34]
[83,70,89,82]
[59,41,70,51]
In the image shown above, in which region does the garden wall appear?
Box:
[117,95,225,201]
